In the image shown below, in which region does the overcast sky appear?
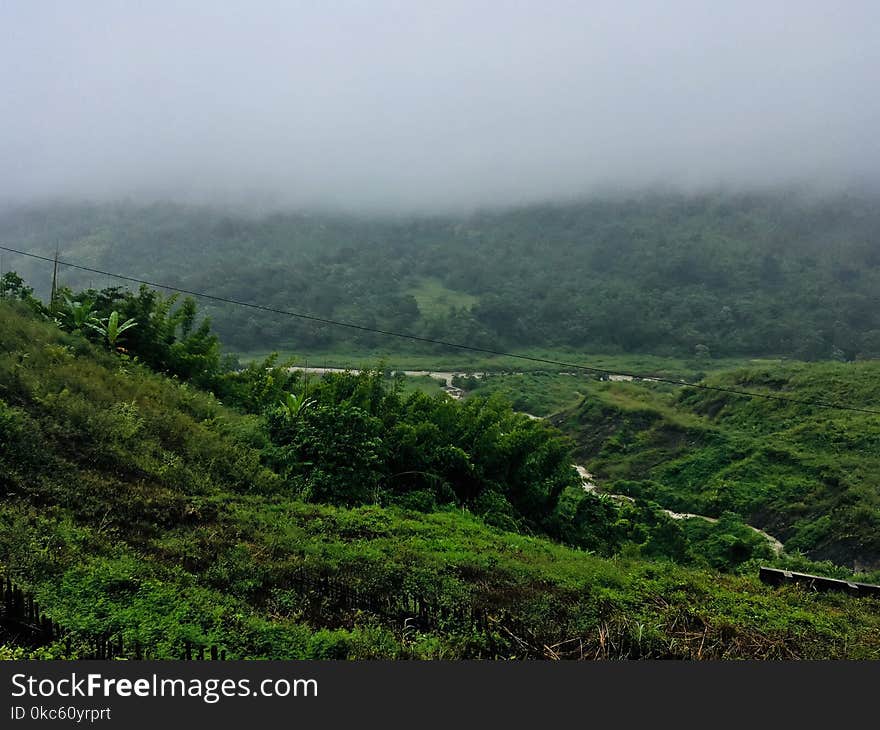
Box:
[1,1,879,210]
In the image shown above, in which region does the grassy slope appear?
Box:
[552,365,880,569]
[1,303,879,659]
[405,277,478,318]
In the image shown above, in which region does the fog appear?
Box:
[2,1,879,211]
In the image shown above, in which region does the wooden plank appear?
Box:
[759,566,880,597]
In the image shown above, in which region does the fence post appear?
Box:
[41,616,53,641]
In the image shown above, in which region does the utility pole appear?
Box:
[50,243,60,310]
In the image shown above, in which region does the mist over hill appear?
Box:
[3,3,880,210]
[2,189,879,360]
[3,2,878,363]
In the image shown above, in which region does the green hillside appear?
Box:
[2,297,880,659]
[3,189,880,360]
[550,363,880,570]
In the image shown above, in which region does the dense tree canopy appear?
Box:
[2,189,880,359]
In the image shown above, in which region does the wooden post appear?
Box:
[50,244,60,310]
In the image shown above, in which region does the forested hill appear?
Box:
[2,189,880,358]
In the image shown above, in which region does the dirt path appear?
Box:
[287,365,467,397]
[287,365,457,385]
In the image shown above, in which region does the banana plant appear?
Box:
[87,310,138,350]
[280,391,316,420]
[59,295,100,334]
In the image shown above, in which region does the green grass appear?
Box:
[394,373,447,397]
[458,372,588,416]
[3,301,879,660]
[552,363,880,570]
[7,493,880,659]
[404,276,478,318]
[445,360,789,419]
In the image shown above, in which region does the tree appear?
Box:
[266,401,385,505]
[0,272,43,313]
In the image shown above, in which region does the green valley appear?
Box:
[1,276,879,659]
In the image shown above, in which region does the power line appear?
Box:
[2,243,879,416]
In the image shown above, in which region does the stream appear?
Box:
[574,466,784,554]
